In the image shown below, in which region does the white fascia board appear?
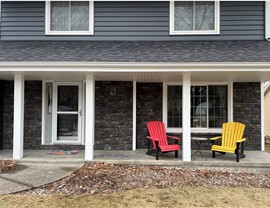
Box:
[1,62,270,72]
[0,0,268,1]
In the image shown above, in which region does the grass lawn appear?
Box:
[0,186,270,208]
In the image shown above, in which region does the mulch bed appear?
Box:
[20,163,270,195]
[0,160,16,173]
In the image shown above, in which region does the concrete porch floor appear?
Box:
[0,149,270,168]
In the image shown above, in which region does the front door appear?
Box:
[52,82,82,144]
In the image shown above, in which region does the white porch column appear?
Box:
[133,81,137,151]
[261,82,265,151]
[13,74,25,159]
[85,74,95,161]
[182,73,191,162]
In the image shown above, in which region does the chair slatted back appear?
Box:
[222,122,245,148]
[147,121,168,149]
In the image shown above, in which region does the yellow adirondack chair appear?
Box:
[210,122,246,162]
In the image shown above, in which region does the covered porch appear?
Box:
[0,64,268,163]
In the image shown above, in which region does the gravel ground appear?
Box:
[19,163,270,195]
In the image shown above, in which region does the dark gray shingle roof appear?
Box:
[0,41,270,62]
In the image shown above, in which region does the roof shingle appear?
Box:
[0,41,270,62]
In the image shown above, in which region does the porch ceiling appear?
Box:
[0,71,269,82]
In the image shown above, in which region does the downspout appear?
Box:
[266,1,269,41]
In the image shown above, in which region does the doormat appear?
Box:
[48,150,80,155]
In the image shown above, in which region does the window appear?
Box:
[165,84,229,131]
[45,1,94,35]
[170,1,220,35]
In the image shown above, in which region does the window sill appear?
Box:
[45,31,94,36]
[170,30,220,36]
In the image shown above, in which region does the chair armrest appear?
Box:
[146,136,158,141]
[236,138,246,143]
[209,136,222,141]
[167,135,181,140]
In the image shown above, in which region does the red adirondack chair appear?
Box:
[146,121,181,160]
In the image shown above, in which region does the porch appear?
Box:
[1,149,270,169]
[1,42,270,162]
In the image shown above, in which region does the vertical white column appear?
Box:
[133,81,137,151]
[182,73,191,162]
[85,74,95,160]
[261,82,265,151]
[265,1,270,40]
[13,74,25,159]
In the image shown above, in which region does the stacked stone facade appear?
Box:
[233,82,261,150]
[136,83,163,148]
[0,81,4,150]
[95,81,133,150]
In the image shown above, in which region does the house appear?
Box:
[0,0,268,162]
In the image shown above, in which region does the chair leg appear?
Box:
[240,142,246,158]
[212,151,215,158]
[236,143,240,162]
[156,148,159,160]
[175,150,178,158]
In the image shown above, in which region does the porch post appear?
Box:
[13,74,25,159]
[182,73,191,162]
[261,82,265,151]
[133,81,136,150]
[85,74,95,161]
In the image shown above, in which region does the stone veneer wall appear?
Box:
[233,82,261,150]
[136,83,163,148]
[0,81,4,150]
[3,81,14,149]
[95,81,133,150]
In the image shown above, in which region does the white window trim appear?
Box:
[45,1,94,35]
[163,82,232,134]
[169,1,220,35]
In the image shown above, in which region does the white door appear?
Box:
[52,82,83,144]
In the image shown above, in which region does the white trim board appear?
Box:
[2,62,270,72]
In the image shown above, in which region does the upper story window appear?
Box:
[170,1,220,35]
[45,1,94,35]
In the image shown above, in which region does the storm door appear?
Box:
[52,83,82,144]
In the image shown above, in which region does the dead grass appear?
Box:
[1,186,270,208]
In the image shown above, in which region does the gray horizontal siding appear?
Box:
[0,1,265,41]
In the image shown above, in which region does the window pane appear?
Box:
[57,114,78,137]
[58,86,78,112]
[191,86,207,128]
[195,1,215,30]
[51,1,69,31]
[208,86,228,128]
[71,2,89,31]
[167,86,182,128]
[174,1,193,31]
